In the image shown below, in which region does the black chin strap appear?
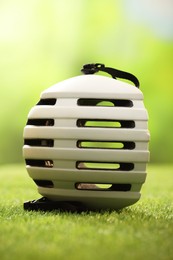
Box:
[81,63,140,88]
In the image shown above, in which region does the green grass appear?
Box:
[0,164,172,260]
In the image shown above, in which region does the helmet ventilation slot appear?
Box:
[75,183,131,191]
[77,119,135,128]
[26,119,54,126]
[25,159,54,168]
[36,98,56,105]
[76,162,134,171]
[24,139,54,147]
[77,140,135,150]
[77,98,133,107]
[33,179,54,188]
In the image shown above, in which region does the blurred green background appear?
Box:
[0,0,173,165]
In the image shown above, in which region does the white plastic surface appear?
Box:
[41,75,143,99]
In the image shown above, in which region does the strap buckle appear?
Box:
[81,63,140,88]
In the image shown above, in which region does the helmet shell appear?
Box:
[23,74,150,210]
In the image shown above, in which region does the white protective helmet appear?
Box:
[23,63,150,211]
